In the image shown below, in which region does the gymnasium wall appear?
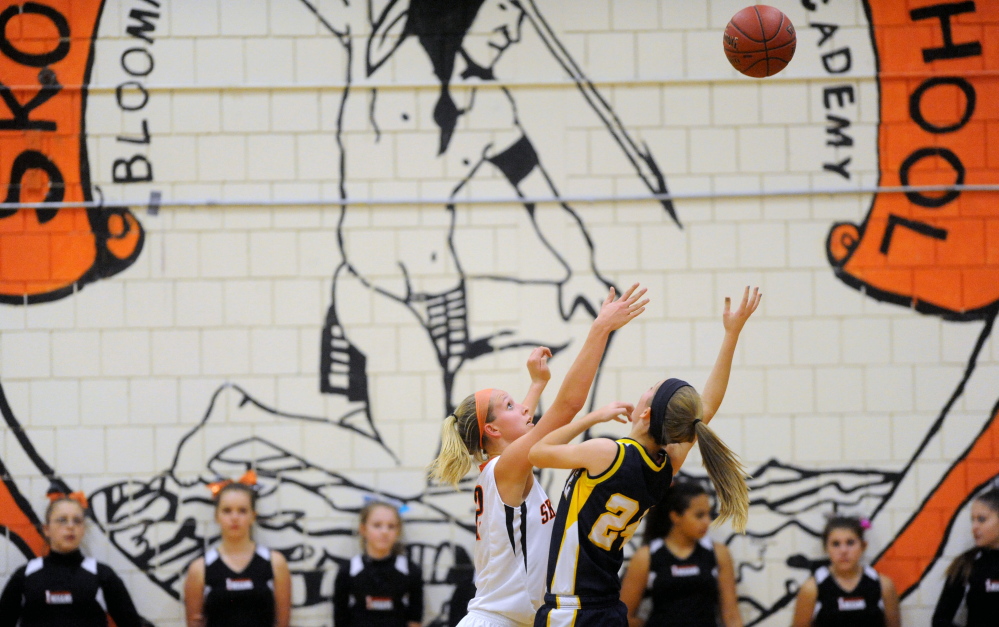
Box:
[1,0,997,625]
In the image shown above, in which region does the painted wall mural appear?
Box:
[0,1,997,626]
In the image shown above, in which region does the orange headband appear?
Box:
[475,389,493,451]
[207,469,258,499]
[47,490,88,510]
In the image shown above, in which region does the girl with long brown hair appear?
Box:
[529,287,761,627]
[932,487,999,626]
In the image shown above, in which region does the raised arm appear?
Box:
[528,401,633,475]
[700,287,760,423]
[494,285,646,503]
[666,288,759,471]
[521,346,552,416]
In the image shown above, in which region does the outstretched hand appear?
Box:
[584,401,634,426]
[527,346,552,383]
[595,283,649,332]
[723,286,761,335]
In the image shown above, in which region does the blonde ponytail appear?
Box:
[427,394,489,487]
[659,386,749,533]
[693,421,749,533]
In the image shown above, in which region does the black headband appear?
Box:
[649,378,691,445]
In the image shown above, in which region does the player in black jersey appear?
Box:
[333,500,424,627]
[0,493,141,627]
[933,487,999,627]
[620,481,742,627]
[183,479,291,627]
[530,287,760,627]
[792,516,900,627]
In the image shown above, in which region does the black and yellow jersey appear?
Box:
[544,438,673,601]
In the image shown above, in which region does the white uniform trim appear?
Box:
[24,557,44,577]
[350,554,364,576]
[395,554,409,575]
[82,557,98,575]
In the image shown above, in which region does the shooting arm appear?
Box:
[495,287,644,501]
[700,329,740,424]
[701,287,760,423]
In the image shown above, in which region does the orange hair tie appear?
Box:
[207,469,258,499]
[47,490,88,510]
[475,389,494,451]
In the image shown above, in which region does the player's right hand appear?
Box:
[595,283,648,332]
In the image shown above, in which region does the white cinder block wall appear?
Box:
[1,1,996,625]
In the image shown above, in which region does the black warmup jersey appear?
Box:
[932,548,999,627]
[333,553,424,627]
[202,544,275,627]
[644,537,719,627]
[812,565,884,627]
[544,438,673,601]
[0,549,141,627]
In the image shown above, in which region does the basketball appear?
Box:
[723,5,796,78]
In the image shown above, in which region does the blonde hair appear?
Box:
[658,386,749,533]
[428,393,491,487]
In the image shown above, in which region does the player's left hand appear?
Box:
[584,401,634,426]
[723,286,761,334]
[527,346,552,383]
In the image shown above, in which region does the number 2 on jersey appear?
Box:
[474,485,484,540]
[588,493,640,550]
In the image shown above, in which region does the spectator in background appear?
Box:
[333,500,424,627]
[620,481,742,627]
[791,515,900,627]
[183,476,291,627]
[0,491,142,627]
[932,487,999,627]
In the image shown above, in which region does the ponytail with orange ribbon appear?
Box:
[206,469,258,499]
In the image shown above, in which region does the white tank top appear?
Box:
[467,457,557,625]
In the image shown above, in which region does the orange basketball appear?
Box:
[723,5,796,78]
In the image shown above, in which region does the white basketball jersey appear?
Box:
[467,457,558,625]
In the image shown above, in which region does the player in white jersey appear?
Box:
[429,284,647,627]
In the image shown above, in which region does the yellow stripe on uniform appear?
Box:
[550,443,625,596]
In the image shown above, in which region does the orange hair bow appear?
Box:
[207,469,258,499]
[46,490,89,510]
